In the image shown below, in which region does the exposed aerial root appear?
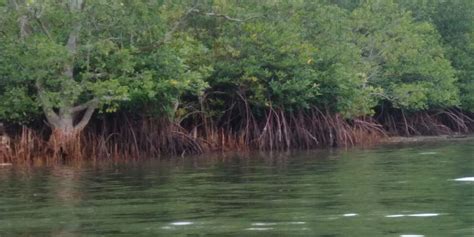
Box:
[2,108,472,163]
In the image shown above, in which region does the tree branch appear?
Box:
[35,17,52,40]
[139,7,197,52]
[74,101,97,131]
[64,0,84,78]
[196,9,261,22]
[139,7,260,52]
[7,0,19,10]
[35,80,60,126]
[71,98,99,114]
[8,0,31,40]
[13,1,59,127]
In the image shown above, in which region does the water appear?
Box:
[0,140,473,236]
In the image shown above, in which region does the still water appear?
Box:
[0,140,473,236]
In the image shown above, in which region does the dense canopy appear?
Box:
[0,0,472,153]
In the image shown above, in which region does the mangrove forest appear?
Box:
[0,0,473,162]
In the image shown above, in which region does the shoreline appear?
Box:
[381,134,474,144]
[1,134,472,167]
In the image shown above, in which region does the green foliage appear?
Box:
[127,35,211,117]
[212,18,320,110]
[179,3,323,121]
[0,0,471,128]
[0,87,40,123]
[0,0,208,124]
[351,0,459,111]
[395,0,474,112]
[298,2,380,117]
[430,0,474,112]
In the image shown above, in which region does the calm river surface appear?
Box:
[0,140,473,236]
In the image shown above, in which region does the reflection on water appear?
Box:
[0,140,473,236]
[170,221,193,226]
[342,213,359,217]
[455,177,474,182]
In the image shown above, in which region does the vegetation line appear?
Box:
[0,0,472,163]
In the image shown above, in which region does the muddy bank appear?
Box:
[382,134,474,144]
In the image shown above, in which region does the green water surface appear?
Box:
[0,140,473,236]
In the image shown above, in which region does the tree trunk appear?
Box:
[47,0,88,157]
[48,113,80,157]
[13,0,93,158]
[47,100,98,157]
